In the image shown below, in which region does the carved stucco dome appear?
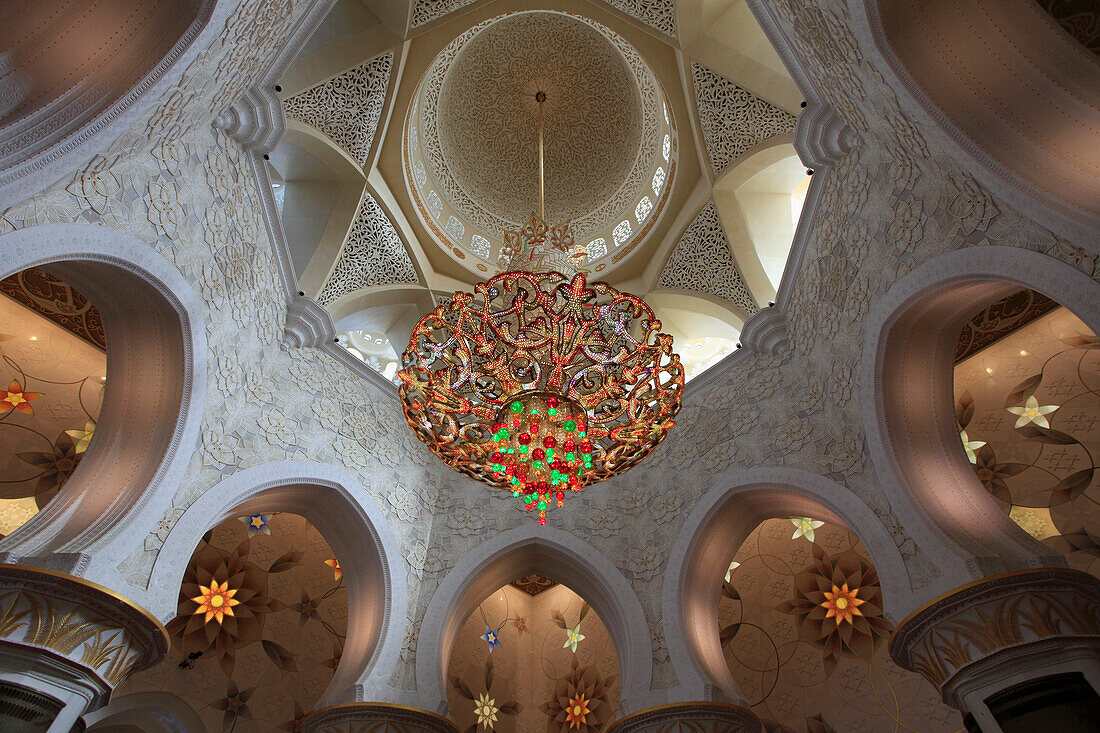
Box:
[438,12,641,226]
[405,10,675,273]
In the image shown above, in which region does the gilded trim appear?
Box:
[304,701,457,728]
[889,567,1096,647]
[0,564,170,649]
[609,700,758,724]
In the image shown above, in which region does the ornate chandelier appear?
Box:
[397,92,684,524]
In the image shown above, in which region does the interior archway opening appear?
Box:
[870,249,1100,572]
[952,291,1100,579]
[0,267,106,537]
[718,516,957,731]
[117,512,347,733]
[446,578,620,732]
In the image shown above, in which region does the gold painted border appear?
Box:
[608,700,759,727]
[0,563,170,648]
[304,701,457,728]
[889,567,1097,647]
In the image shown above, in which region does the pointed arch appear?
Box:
[0,223,206,569]
[662,466,914,700]
[861,246,1099,583]
[147,462,407,705]
[417,526,652,713]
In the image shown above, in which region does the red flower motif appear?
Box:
[1,380,42,415]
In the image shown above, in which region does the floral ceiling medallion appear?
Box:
[397,91,684,524]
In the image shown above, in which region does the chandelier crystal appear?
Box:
[397,91,684,524]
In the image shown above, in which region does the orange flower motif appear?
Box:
[191,580,240,625]
[565,693,591,729]
[1,380,43,415]
[821,582,865,625]
[324,558,341,581]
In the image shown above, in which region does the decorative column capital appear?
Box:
[303,702,458,733]
[283,294,335,349]
[889,568,1100,708]
[0,564,168,689]
[606,702,762,732]
[739,305,788,356]
[211,84,286,155]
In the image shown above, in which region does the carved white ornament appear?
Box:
[318,190,418,305]
[613,220,632,246]
[411,0,676,36]
[691,62,797,177]
[587,238,607,260]
[470,234,491,260]
[602,0,676,37]
[652,166,666,196]
[283,52,393,167]
[658,201,758,315]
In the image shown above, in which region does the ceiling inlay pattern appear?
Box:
[0,268,105,350]
[317,190,417,306]
[510,574,558,596]
[658,201,758,315]
[283,52,393,168]
[955,289,1060,363]
[604,0,677,37]
[1035,0,1100,54]
[691,62,797,178]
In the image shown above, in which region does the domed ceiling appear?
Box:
[275,0,806,385]
[405,10,675,274]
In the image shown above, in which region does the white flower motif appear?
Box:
[586,512,623,537]
[311,398,342,429]
[1006,396,1059,429]
[448,506,487,537]
[790,517,824,542]
[773,416,810,452]
[245,372,276,404]
[258,409,296,445]
[204,206,233,248]
[960,429,987,464]
[650,494,683,524]
[619,490,649,513]
[625,544,663,580]
[152,138,190,176]
[828,434,864,473]
[333,437,367,469]
[406,541,446,578]
[387,484,420,523]
[67,155,121,214]
[147,179,186,238]
[563,623,586,653]
[202,424,239,466]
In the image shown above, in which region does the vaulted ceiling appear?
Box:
[268,0,808,381]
